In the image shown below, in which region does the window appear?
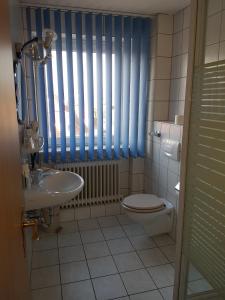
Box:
[47,40,116,147]
[26,7,151,162]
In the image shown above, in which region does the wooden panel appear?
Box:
[0,1,30,299]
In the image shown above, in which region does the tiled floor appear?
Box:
[31,214,176,300]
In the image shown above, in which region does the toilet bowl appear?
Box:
[121,194,174,236]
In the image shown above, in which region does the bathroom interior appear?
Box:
[1,0,225,299]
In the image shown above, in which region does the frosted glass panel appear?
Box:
[183,60,225,298]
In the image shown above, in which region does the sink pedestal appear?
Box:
[41,206,63,234]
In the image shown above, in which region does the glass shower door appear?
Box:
[176,0,225,299]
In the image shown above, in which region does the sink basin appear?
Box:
[24,170,84,211]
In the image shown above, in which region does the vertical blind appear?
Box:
[25,7,151,162]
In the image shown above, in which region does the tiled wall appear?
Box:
[205,0,225,63]
[58,157,145,221]
[144,8,190,239]
[169,6,190,121]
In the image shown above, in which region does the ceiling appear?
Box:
[20,0,191,15]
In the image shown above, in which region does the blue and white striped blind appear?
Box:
[25,7,151,162]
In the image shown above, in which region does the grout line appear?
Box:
[31,215,178,299]
[98,222,129,298]
[57,231,64,300]
[79,225,98,300]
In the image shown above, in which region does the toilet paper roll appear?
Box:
[175,115,184,125]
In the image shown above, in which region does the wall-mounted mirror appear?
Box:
[14,59,26,124]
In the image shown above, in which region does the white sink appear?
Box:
[24,170,84,211]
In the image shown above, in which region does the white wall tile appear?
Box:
[180,54,188,77]
[153,101,169,121]
[119,159,129,173]
[168,159,180,175]
[158,184,167,198]
[154,80,170,101]
[167,171,179,190]
[157,34,172,57]
[205,13,221,45]
[131,173,144,192]
[207,0,222,16]
[151,162,160,180]
[159,147,169,168]
[150,36,157,58]
[170,79,180,101]
[60,208,75,222]
[120,172,129,189]
[174,10,184,33]
[183,6,191,29]
[157,14,173,34]
[90,205,106,218]
[144,157,152,173]
[120,188,129,197]
[178,101,185,115]
[105,203,121,216]
[182,29,189,53]
[155,57,172,79]
[173,32,183,56]
[219,41,225,59]
[159,165,168,189]
[131,157,145,174]
[152,142,160,163]
[220,10,225,41]
[179,78,187,101]
[144,176,152,193]
[75,207,90,220]
[205,44,219,63]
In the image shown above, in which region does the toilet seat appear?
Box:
[122,194,165,213]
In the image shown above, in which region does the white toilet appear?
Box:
[121,194,174,236]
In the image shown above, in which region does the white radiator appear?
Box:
[55,161,122,208]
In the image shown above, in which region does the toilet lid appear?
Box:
[123,194,165,211]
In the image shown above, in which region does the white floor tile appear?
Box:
[32,249,59,269]
[32,286,62,300]
[59,245,85,264]
[62,280,95,300]
[31,265,60,289]
[129,235,156,250]
[60,261,90,284]
[102,226,126,240]
[113,252,143,272]
[121,269,156,295]
[81,229,105,244]
[160,245,176,262]
[153,234,174,247]
[59,221,78,234]
[78,218,99,231]
[138,248,168,267]
[130,290,163,300]
[98,216,120,228]
[160,286,174,300]
[107,238,134,254]
[123,224,145,237]
[92,274,127,300]
[84,241,110,259]
[33,235,57,251]
[87,255,117,278]
[148,264,175,288]
[117,215,136,225]
[58,232,82,248]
